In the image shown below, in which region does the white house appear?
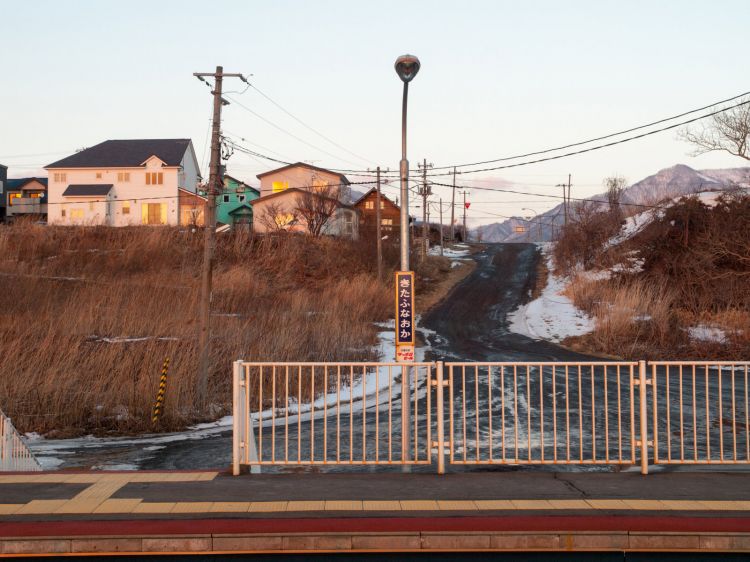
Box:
[45,139,201,226]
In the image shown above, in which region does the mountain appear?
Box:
[477,164,750,242]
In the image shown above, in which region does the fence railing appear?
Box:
[232,359,750,475]
[1,409,42,472]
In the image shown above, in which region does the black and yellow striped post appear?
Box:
[151,358,170,424]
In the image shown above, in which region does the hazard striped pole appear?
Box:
[152,358,170,424]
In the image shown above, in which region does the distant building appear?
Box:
[251,163,358,239]
[45,139,201,226]
[353,187,401,240]
[4,177,48,222]
[217,174,260,228]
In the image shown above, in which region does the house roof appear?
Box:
[249,188,356,210]
[224,174,260,194]
[46,139,192,169]
[228,204,254,216]
[6,177,48,190]
[62,184,113,197]
[353,187,400,209]
[256,162,350,185]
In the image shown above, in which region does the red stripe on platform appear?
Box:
[2,515,750,538]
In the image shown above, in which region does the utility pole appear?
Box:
[460,190,470,242]
[375,167,383,280]
[439,198,444,256]
[556,174,572,228]
[193,66,247,410]
[450,166,456,243]
[418,159,432,260]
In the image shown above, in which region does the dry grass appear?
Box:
[0,224,393,435]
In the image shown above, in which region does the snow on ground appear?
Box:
[428,244,472,269]
[686,325,728,344]
[508,250,594,343]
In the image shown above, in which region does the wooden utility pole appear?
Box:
[460,190,469,242]
[556,174,572,228]
[193,66,246,410]
[450,166,456,243]
[439,198,444,256]
[375,166,383,280]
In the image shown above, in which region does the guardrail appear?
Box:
[232,359,750,475]
[1,409,42,472]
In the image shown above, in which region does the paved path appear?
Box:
[2,471,750,555]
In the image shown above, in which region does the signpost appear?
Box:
[395,271,415,362]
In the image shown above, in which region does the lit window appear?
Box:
[29,193,42,198]
[122,202,130,215]
[141,203,167,225]
[53,172,67,182]
[365,201,374,210]
[70,209,84,219]
[272,181,288,193]
[223,195,230,203]
[146,172,163,185]
[381,218,393,226]
[8,193,21,206]
[381,201,386,209]
[117,172,130,182]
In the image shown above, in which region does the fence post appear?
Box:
[232,360,242,476]
[639,360,649,475]
[435,361,446,475]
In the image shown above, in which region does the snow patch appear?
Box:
[686,325,728,344]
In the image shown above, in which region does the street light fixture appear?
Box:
[395,54,420,467]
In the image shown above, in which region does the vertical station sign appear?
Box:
[395,271,415,362]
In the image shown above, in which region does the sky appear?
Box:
[1,0,748,225]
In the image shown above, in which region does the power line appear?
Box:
[425,90,750,171]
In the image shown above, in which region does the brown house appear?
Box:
[354,188,401,239]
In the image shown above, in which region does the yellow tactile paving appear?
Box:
[0,471,218,485]
[660,500,710,510]
[437,500,478,511]
[547,499,591,510]
[286,500,325,511]
[511,500,553,510]
[131,502,175,513]
[248,501,288,512]
[0,504,23,515]
[473,499,515,510]
[699,500,750,511]
[93,499,142,514]
[622,499,667,510]
[324,500,363,511]
[54,480,128,514]
[210,502,252,513]
[585,499,629,510]
[399,500,440,511]
[15,500,68,514]
[362,500,402,511]
[170,502,215,513]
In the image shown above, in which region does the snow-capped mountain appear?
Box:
[477,165,750,242]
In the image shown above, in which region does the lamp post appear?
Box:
[395,54,420,467]
[521,208,541,242]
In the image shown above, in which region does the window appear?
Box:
[141,203,167,225]
[223,195,230,203]
[95,172,102,179]
[146,172,163,185]
[61,209,66,218]
[365,201,374,210]
[272,181,288,193]
[53,172,67,182]
[381,201,386,209]
[381,218,393,226]
[89,201,95,211]
[117,172,130,182]
[238,195,246,202]
[8,193,21,206]
[122,202,130,215]
[29,193,42,198]
[70,209,84,219]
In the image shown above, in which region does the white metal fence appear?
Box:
[232,359,750,475]
[1,409,42,472]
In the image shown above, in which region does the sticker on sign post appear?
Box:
[395,271,415,362]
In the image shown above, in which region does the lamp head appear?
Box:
[395,54,420,83]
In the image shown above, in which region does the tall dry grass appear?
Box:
[0,224,391,435]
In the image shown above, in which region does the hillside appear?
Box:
[479,165,750,242]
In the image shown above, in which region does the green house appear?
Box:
[217,175,260,227]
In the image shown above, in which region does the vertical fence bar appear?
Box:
[436,361,445,474]
[639,360,648,475]
[232,360,242,475]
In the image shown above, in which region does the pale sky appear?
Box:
[1,0,748,225]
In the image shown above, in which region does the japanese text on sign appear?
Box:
[395,271,414,346]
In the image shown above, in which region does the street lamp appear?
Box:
[521,208,541,242]
[395,54,420,467]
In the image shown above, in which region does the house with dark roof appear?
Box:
[5,177,48,221]
[217,174,260,227]
[353,187,401,240]
[45,139,200,226]
[252,163,357,238]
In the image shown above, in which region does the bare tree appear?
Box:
[295,185,341,237]
[258,201,299,233]
[604,175,627,222]
[679,98,750,161]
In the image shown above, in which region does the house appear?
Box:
[0,163,7,221]
[178,188,206,227]
[45,139,201,226]
[217,174,260,227]
[4,177,48,221]
[353,187,401,239]
[251,163,358,238]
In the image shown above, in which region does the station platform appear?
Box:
[1,470,750,555]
